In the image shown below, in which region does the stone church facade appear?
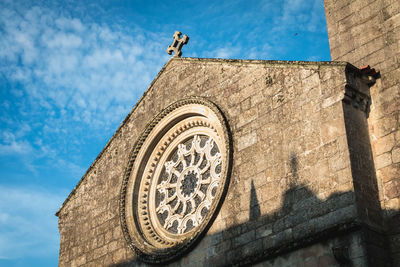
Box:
[56,0,400,266]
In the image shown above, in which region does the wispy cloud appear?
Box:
[0,3,169,131]
[191,0,328,61]
[0,2,172,178]
[269,0,326,34]
[203,44,243,59]
[0,185,66,260]
[0,131,33,156]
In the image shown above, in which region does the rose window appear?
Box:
[155,135,222,234]
[120,98,231,263]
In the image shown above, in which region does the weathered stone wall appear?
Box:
[324,0,400,263]
[253,231,367,267]
[57,58,378,266]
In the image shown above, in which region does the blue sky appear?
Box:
[0,0,330,265]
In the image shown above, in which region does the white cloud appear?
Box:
[0,2,171,179]
[257,0,326,39]
[0,140,32,156]
[56,158,85,179]
[0,185,66,259]
[0,132,33,155]
[203,44,242,59]
[248,43,274,60]
[0,3,170,132]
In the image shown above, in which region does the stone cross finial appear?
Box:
[167,31,189,57]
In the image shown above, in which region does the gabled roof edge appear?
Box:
[169,57,349,67]
[56,57,350,216]
[55,57,176,216]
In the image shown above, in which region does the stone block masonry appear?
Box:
[57,58,384,266]
[325,0,400,264]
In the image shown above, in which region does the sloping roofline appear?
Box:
[56,57,350,216]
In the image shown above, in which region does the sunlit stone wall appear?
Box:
[325,0,400,264]
[57,58,383,266]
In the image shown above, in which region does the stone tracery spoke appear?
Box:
[190,152,195,166]
[182,157,187,168]
[189,198,196,211]
[195,153,205,167]
[179,201,187,216]
[200,177,211,184]
[165,183,177,189]
[157,193,177,210]
[171,200,181,213]
[197,190,205,201]
[172,170,181,179]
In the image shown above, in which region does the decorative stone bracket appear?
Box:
[342,64,381,116]
[360,65,380,86]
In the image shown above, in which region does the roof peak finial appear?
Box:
[167,31,189,57]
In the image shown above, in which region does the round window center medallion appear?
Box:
[181,171,198,197]
[120,98,231,263]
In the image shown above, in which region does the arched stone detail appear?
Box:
[119,97,232,263]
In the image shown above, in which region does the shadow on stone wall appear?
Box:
[112,109,400,266]
[111,179,400,267]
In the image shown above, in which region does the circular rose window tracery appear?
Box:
[120,98,231,263]
[155,135,221,235]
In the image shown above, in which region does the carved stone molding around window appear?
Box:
[120,97,232,263]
